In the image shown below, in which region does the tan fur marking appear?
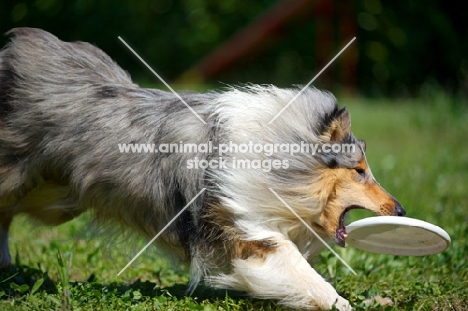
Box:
[317,155,399,240]
[329,121,343,142]
[235,240,277,261]
[354,158,368,171]
[328,108,351,142]
[363,183,396,216]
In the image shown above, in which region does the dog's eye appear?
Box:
[355,168,366,177]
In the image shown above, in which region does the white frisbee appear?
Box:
[345,216,451,256]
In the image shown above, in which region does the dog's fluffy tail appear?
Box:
[0,27,135,116]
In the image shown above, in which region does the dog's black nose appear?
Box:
[394,201,406,216]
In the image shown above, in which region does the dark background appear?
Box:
[0,0,466,97]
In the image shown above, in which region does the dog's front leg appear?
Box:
[209,239,351,310]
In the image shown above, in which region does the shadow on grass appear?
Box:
[0,264,265,307]
[0,265,58,297]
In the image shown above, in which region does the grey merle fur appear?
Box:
[0,28,217,259]
[0,28,363,309]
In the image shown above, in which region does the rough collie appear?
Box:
[0,28,405,310]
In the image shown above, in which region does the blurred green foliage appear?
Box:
[0,0,466,96]
[356,0,467,96]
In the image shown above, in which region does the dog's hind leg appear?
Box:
[0,213,13,268]
[207,239,351,310]
[0,182,82,268]
[0,167,30,268]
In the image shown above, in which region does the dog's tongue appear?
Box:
[336,205,361,247]
[336,210,347,247]
[335,226,347,247]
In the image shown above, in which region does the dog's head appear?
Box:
[313,107,405,247]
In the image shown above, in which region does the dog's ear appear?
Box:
[324,107,351,142]
[358,139,366,151]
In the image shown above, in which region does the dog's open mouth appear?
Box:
[335,205,365,247]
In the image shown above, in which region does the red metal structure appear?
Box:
[179,0,357,94]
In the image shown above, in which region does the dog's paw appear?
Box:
[0,243,11,269]
[0,252,11,269]
[332,296,352,311]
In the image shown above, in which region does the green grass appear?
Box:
[1,92,467,310]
